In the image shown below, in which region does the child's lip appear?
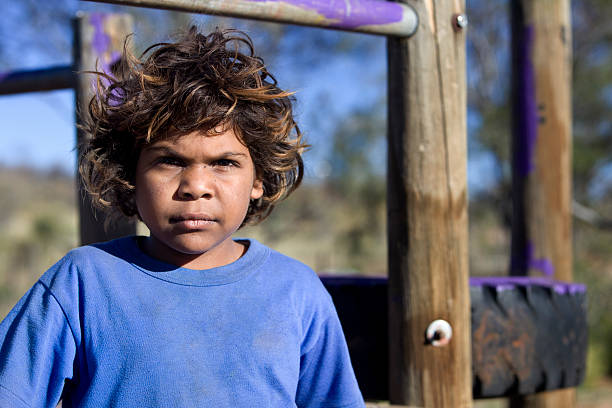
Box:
[169,213,217,224]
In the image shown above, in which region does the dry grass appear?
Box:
[0,167,77,318]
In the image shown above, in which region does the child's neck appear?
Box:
[140,236,247,270]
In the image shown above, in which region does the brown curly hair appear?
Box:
[79,27,307,226]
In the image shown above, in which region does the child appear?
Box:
[0,27,364,407]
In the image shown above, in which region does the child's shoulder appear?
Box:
[55,236,132,267]
[250,240,332,303]
[257,242,320,282]
[39,237,134,285]
[265,246,312,273]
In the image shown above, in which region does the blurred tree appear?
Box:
[572,0,612,202]
[323,101,386,273]
[465,0,612,206]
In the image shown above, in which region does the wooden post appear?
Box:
[510,0,574,407]
[74,13,137,245]
[387,1,470,406]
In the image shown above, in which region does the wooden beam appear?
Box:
[81,0,419,37]
[74,13,137,245]
[386,0,470,406]
[509,0,574,407]
[0,66,74,96]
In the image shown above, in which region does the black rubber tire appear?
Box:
[470,278,587,398]
[321,276,588,400]
[322,277,389,400]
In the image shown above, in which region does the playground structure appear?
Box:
[0,1,587,407]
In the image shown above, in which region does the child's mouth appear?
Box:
[170,214,217,228]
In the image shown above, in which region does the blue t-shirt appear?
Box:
[0,237,364,407]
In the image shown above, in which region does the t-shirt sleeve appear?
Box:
[295,290,365,408]
[0,281,77,408]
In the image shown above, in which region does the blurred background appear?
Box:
[0,0,610,405]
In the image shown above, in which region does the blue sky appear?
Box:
[0,46,386,178]
[0,69,499,193]
[0,90,75,172]
[0,0,387,178]
[0,1,500,195]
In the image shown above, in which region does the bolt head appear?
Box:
[454,14,468,30]
[426,319,453,347]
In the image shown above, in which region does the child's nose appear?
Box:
[177,165,214,200]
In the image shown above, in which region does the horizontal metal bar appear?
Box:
[0,66,75,96]
[81,0,418,37]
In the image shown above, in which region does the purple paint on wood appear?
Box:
[90,14,111,57]
[248,0,403,29]
[88,13,124,105]
[88,14,122,76]
[527,242,555,277]
[529,257,555,277]
[516,24,538,177]
[469,277,586,294]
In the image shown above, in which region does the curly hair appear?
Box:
[79,27,307,226]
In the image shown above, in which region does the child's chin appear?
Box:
[169,235,227,255]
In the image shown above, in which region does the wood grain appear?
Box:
[387,0,471,406]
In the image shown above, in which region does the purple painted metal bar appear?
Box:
[248,0,403,29]
[0,66,75,96]
[81,0,419,37]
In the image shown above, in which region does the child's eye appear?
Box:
[214,159,239,168]
[156,156,184,167]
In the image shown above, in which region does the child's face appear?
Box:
[134,128,263,269]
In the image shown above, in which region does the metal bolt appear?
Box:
[454,14,468,31]
[426,319,453,347]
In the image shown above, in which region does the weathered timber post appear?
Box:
[74,13,137,245]
[387,1,470,406]
[510,0,574,407]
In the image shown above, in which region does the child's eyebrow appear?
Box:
[145,145,248,159]
[216,152,248,158]
[145,146,180,155]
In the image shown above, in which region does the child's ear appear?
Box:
[250,178,264,200]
